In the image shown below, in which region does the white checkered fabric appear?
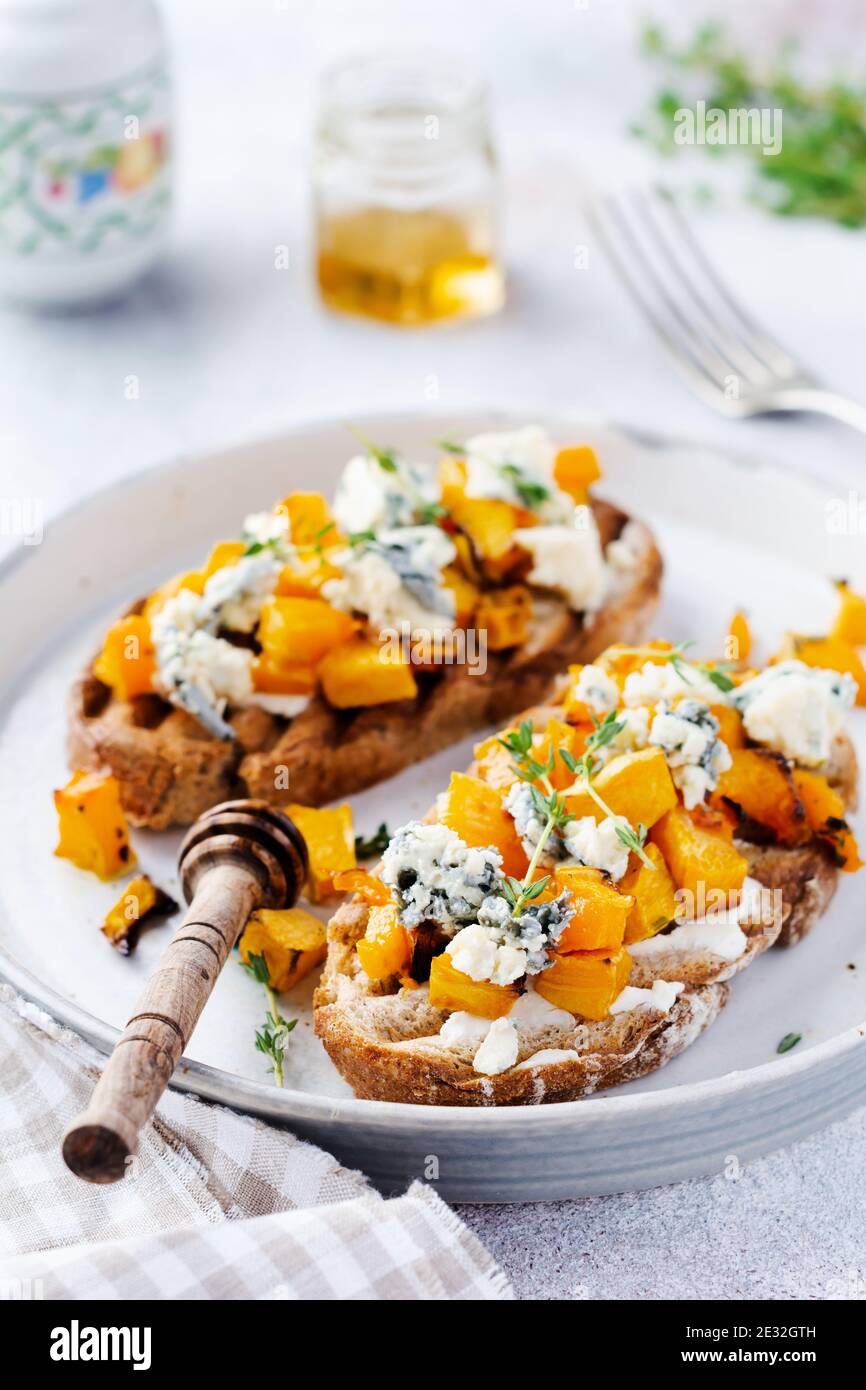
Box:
[0,986,511,1301]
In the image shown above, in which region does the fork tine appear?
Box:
[587,191,737,403]
[634,188,779,386]
[657,188,803,379]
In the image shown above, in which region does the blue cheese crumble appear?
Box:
[332,451,436,534]
[448,891,573,984]
[623,659,724,709]
[505,781,631,880]
[381,822,504,933]
[730,660,856,767]
[561,814,631,882]
[649,699,732,809]
[324,525,456,637]
[511,519,608,614]
[572,663,619,714]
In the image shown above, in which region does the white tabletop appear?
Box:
[3,0,865,1299]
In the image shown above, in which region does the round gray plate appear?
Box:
[1,411,865,1201]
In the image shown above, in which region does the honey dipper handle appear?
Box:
[62,862,260,1184]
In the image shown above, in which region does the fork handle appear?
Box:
[776,387,866,437]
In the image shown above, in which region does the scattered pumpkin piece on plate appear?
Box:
[101,874,178,955]
[54,770,136,880]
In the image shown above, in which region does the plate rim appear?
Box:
[2,407,864,1131]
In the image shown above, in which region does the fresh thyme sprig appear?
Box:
[355,822,391,858]
[240,952,296,1087]
[498,719,574,914]
[633,22,866,228]
[560,713,656,871]
[500,461,550,509]
[347,424,398,472]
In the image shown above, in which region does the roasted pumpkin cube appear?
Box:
[286,802,354,900]
[726,610,752,665]
[428,951,518,1019]
[203,540,245,579]
[438,455,468,509]
[774,633,866,706]
[240,907,327,992]
[792,768,862,872]
[831,581,866,647]
[619,843,677,943]
[93,614,156,702]
[450,496,526,577]
[442,563,480,627]
[54,770,136,880]
[356,904,412,980]
[565,747,677,830]
[332,869,392,904]
[472,730,521,791]
[535,945,631,1020]
[712,747,808,845]
[553,866,631,952]
[278,491,340,549]
[252,654,318,695]
[553,445,601,503]
[439,771,529,878]
[258,596,356,667]
[650,805,747,905]
[475,585,532,650]
[101,875,177,955]
[275,551,342,599]
[535,717,581,791]
[318,637,417,708]
[711,703,745,750]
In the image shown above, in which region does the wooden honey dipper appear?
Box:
[62,799,308,1184]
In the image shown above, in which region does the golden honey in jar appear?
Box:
[313,54,504,326]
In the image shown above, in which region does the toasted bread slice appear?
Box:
[68,500,662,829]
[315,712,857,1106]
[314,890,786,1106]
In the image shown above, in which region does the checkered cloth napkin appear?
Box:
[0,986,512,1300]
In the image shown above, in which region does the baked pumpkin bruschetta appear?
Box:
[314,641,860,1104]
[68,427,661,828]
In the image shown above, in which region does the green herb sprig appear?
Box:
[633,22,866,228]
[498,719,575,914]
[240,952,297,1087]
[355,822,391,859]
[560,713,655,870]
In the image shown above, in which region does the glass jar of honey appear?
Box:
[313,52,504,326]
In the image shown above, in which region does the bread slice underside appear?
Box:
[67,499,662,829]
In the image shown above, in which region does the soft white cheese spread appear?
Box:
[515,1047,579,1070]
[472,1016,519,1075]
[629,877,765,963]
[610,979,684,1015]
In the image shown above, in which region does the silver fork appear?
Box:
[587,185,866,435]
